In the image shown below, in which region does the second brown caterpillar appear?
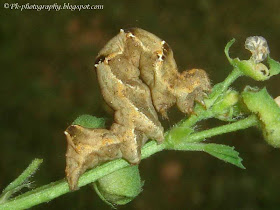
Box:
[65,28,211,190]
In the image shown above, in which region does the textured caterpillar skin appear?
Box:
[65,28,211,190]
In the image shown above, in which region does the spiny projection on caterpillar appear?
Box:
[64,28,211,190]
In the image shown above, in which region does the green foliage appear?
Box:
[202,144,245,169]
[72,114,105,128]
[267,56,280,76]
[242,87,280,147]
[168,142,245,169]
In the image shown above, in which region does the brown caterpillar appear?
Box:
[65,28,211,190]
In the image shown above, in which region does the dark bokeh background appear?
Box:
[1,0,280,209]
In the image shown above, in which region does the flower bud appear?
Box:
[224,37,280,81]
[212,89,240,121]
[242,87,280,148]
[234,59,270,81]
[93,165,143,206]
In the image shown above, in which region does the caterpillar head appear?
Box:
[65,125,122,190]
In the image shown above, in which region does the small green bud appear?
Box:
[242,87,280,148]
[212,89,240,121]
[166,126,194,146]
[93,165,143,207]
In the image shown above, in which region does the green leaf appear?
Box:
[203,144,245,169]
[72,114,105,129]
[267,56,280,76]
[168,142,245,169]
[224,38,235,65]
[242,87,280,147]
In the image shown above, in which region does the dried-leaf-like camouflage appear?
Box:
[65,28,211,190]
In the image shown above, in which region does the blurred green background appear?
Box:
[1,0,280,209]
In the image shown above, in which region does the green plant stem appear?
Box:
[179,107,213,128]
[0,115,258,210]
[184,115,258,143]
[0,142,164,210]
[206,68,243,107]
[0,159,43,204]
[221,68,243,93]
